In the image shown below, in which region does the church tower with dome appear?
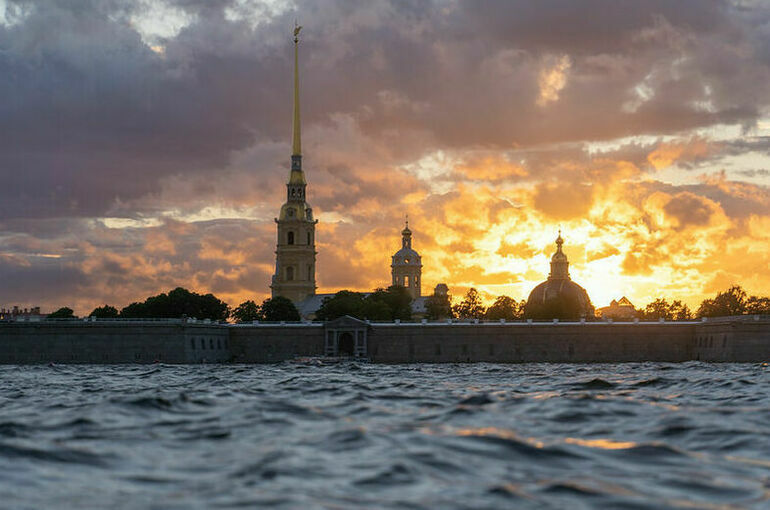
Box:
[525,232,594,320]
[391,219,422,299]
[271,24,317,303]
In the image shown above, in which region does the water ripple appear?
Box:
[0,363,768,509]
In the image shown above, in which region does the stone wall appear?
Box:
[0,321,228,364]
[694,317,770,362]
[1,317,769,364]
[228,324,324,362]
[368,322,696,363]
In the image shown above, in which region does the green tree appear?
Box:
[232,300,261,323]
[89,305,118,318]
[485,295,522,321]
[365,285,413,321]
[259,296,301,322]
[48,307,75,319]
[746,295,770,315]
[315,291,367,321]
[120,287,230,321]
[425,292,453,320]
[697,285,747,318]
[453,288,486,319]
[361,292,395,321]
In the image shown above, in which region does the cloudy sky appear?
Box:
[1,0,770,315]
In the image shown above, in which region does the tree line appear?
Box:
[640,285,770,320]
[45,284,770,322]
[48,287,302,322]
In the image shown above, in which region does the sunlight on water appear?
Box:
[0,362,768,509]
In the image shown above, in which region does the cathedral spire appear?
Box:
[292,21,302,157]
[271,21,316,304]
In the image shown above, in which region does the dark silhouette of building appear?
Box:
[525,233,595,320]
[391,219,422,299]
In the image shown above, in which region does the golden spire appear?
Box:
[292,21,302,156]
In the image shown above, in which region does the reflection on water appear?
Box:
[0,362,768,509]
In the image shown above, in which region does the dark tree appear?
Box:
[671,301,693,321]
[642,298,672,320]
[119,287,230,321]
[643,299,693,321]
[365,286,413,321]
[232,300,261,323]
[453,288,486,319]
[425,292,453,320]
[697,285,747,318]
[119,301,148,318]
[360,294,394,321]
[259,296,301,322]
[315,291,367,321]
[485,296,522,321]
[89,305,119,318]
[746,295,770,315]
[48,307,75,319]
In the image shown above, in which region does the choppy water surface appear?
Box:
[1,363,769,509]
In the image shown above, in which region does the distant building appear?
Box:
[391,220,422,299]
[296,224,444,320]
[525,232,595,320]
[597,297,638,320]
[268,27,447,320]
[271,25,317,304]
[0,306,45,322]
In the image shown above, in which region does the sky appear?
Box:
[1,0,770,315]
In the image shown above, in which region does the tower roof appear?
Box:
[549,230,570,280]
[292,22,302,157]
[393,218,420,265]
[402,218,411,236]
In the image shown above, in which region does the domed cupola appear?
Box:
[525,232,595,320]
[391,219,422,299]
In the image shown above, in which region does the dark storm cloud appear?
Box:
[1,0,768,221]
[455,0,729,54]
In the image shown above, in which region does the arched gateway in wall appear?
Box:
[324,316,368,358]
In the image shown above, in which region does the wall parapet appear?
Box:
[1,316,768,364]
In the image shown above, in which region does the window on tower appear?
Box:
[307,231,311,245]
[288,231,295,245]
[287,266,294,281]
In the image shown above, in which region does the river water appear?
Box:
[0,362,768,509]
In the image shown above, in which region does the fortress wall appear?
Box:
[0,322,229,364]
[228,325,325,362]
[2,319,769,364]
[695,318,770,362]
[368,323,696,363]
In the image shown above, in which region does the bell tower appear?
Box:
[391,219,422,299]
[271,23,317,303]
